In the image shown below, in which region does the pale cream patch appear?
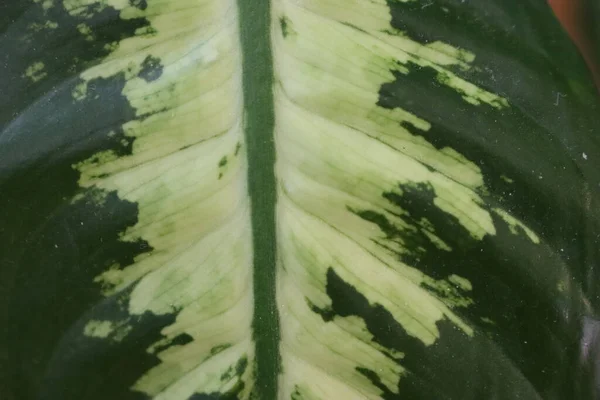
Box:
[493,208,540,244]
[23,61,47,82]
[83,320,115,338]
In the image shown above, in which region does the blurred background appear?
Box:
[548,0,600,87]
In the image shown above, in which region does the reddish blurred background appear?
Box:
[548,0,600,87]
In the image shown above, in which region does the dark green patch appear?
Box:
[0,2,158,398]
[312,268,424,353]
[37,284,182,400]
[290,386,303,400]
[129,0,149,11]
[150,333,194,354]
[219,156,228,167]
[370,3,600,397]
[218,155,227,179]
[355,367,395,399]
[220,356,248,382]
[340,21,368,35]
[188,394,221,400]
[314,268,546,399]
[235,356,249,375]
[385,0,593,86]
[349,179,599,398]
[0,72,154,399]
[138,55,164,82]
[0,1,150,112]
[234,141,242,156]
[348,205,441,267]
[188,392,243,400]
[279,16,290,38]
[210,344,233,356]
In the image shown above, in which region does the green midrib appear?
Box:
[237,0,280,398]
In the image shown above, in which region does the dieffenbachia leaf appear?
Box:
[1,0,599,399]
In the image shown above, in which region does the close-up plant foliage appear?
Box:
[1,0,600,399]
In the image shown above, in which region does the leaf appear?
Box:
[1,0,599,399]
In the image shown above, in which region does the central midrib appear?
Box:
[237,0,280,398]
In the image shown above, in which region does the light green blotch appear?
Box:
[421,230,452,252]
[28,21,58,32]
[418,217,434,231]
[71,186,109,206]
[438,147,486,190]
[500,175,514,184]
[415,217,452,251]
[84,320,114,338]
[493,208,540,244]
[84,318,133,341]
[426,41,475,66]
[81,58,142,85]
[72,82,88,100]
[73,150,120,174]
[123,60,145,80]
[113,324,133,341]
[34,0,55,11]
[448,274,472,290]
[393,63,410,75]
[135,25,159,38]
[63,0,112,18]
[104,42,119,52]
[423,275,474,309]
[382,27,408,38]
[432,196,494,241]
[77,23,95,41]
[23,62,47,83]
[94,263,127,294]
[436,70,509,109]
